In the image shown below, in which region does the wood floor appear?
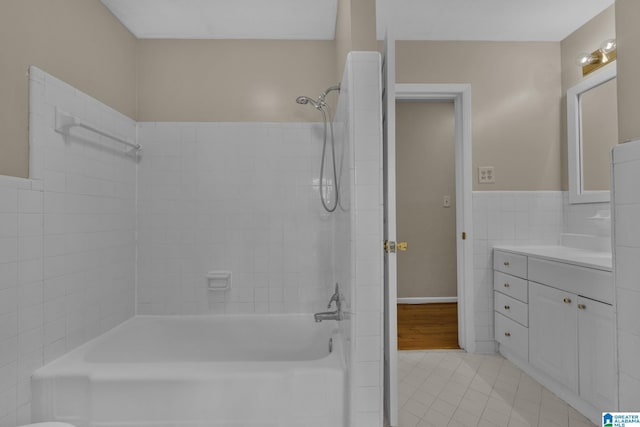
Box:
[397,303,460,350]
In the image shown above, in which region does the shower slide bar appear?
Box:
[54,108,141,151]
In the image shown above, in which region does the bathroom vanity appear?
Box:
[493,245,616,423]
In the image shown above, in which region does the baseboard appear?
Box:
[397,297,458,304]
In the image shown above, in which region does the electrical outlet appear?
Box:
[478,166,495,184]
[443,195,451,208]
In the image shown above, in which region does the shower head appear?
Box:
[296,95,322,109]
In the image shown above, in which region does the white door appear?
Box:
[382,30,398,427]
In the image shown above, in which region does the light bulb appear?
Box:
[576,53,595,66]
[600,38,616,54]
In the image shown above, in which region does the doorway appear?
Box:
[395,100,459,350]
[383,82,474,427]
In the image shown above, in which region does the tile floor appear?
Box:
[398,350,596,427]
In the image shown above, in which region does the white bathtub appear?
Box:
[32,315,346,427]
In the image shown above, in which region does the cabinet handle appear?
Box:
[504,305,510,310]
[563,297,572,304]
[503,261,510,266]
[578,304,586,310]
[504,332,511,337]
[504,283,510,288]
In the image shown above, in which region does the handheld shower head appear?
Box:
[296,96,322,109]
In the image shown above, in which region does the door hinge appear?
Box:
[462,232,467,240]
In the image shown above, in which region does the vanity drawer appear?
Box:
[528,257,613,304]
[493,271,528,303]
[494,291,528,327]
[495,312,529,362]
[494,251,527,278]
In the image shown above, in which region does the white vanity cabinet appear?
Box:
[493,252,529,362]
[577,295,617,411]
[529,282,579,393]
[493,247,616,424]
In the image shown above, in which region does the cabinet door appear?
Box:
[529,282,579,393]
[578,297,617,410]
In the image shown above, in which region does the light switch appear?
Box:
[443,195,451,208]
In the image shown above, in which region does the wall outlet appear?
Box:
[478,166,495,184]
[443,195,451,208]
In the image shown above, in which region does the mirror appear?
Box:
[567,63,618,204]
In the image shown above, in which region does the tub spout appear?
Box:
[314,310,343,322]
[315,283,343,322]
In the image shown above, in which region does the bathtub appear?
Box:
[32,315,346,427]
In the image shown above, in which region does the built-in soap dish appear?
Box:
[207,271,231,291]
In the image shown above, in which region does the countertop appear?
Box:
[493,245,612,272]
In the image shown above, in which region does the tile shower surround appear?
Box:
[137,51,386,427]
[5,55,385,427]
[0,67,137,426]
[136,122,334,315]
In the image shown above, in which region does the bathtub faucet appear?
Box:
[314,283,343,322]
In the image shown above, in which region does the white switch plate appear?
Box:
[478,166,495,184]
[443,195,451,208]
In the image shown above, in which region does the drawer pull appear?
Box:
[578,304,586,310]
[504,305,510,310]
[503,261,510,266]
[563,297,572,304]
[504,332,511,337]
[503,283,510,288]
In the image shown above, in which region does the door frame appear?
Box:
[395,83,475,352]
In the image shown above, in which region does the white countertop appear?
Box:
[493,245,612,272]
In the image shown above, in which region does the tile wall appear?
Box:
[472,191,564,353]
[0,176,44,427]
[612,141,640,410]
[562,194,611,238]
[136,122,333,315]
[335,52,385,427]
[136,52,385,426]
[0,67,137,426]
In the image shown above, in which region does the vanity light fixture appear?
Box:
[576,38,617,76]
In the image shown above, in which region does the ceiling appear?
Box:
[377,0,615,41]
[100,0,339,40]
[101,0,615,42]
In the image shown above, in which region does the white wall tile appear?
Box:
[17,327,42,357]
[473,191,563,351]
[18,191,42,214]
[0,337,17,369]
[8,67,139,425]
[610,141,640,410]
[0,288,17,316]
[0,188,18,213]
[335,52,385,427]
[136,122,333,315]
[0,314,17,343]
[0,264,17,292]
[0,215,18,239]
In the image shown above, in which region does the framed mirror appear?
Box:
[567,63,618,204]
